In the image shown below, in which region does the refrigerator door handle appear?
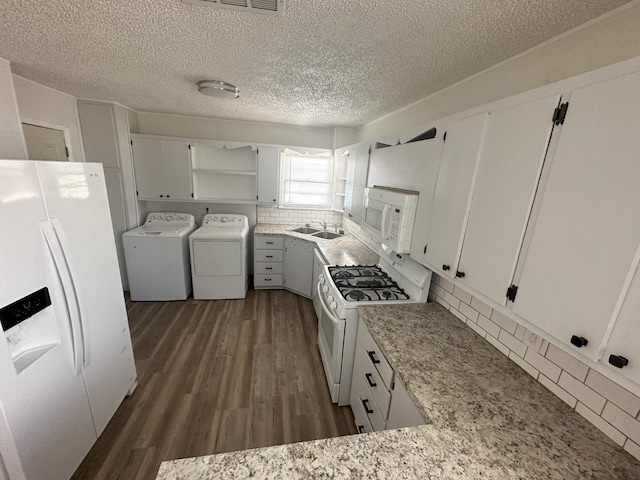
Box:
[50,218,90,370]
[40,219,84,376]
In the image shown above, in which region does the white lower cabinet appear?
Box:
[254,235,284,288]
[283,237,315,298]
[350,318,425,433]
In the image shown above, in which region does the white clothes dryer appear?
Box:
[189,214,249,300]
[123,212,196,301]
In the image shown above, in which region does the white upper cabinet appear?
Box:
[424,113,488,275]
[344,144,370,225]
[408,139,444,265]
[601,248,640,385]
[131,136,193,201]
[512,71,640,360]
[456,94,560,305]
[77,103,120,168]
[257,146,280,204]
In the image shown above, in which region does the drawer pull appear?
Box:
[265,278,272,281]
[357,425,365,434]
[266,241,274,245]
[570,335,588,348]
[266,255,274,258]
[367,350,380,365]
[365,373,377,387]
[608,355,629,369]
[265,267,273,270]
[362,399,373,414]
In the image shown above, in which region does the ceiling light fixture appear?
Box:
[197,80,239,98]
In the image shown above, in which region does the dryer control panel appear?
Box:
[202,214,249,228]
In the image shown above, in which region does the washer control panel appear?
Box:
[202,214,249,228]
[144,212,195,227]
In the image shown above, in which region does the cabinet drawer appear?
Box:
[255,262,283,274]
[351,390,374,435]
[255,236,283,250]
[359,355,391,417]
[358,322,394,390]
[256,250,284,262]
[254,274,283,287]
[354,373,386,431]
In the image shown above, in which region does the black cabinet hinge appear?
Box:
[136,190,138,196]
[130,140,133,146]
[188,144,191,150]
[552,102,569,126]
[506,284,518,302]
[443,131,447,142]
[191,192,194,198]
[423,244,427,254]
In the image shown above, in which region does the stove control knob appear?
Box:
[318,274,324,284]
[213,217,219,221]
[328,295,334,303]
[322,286,329,294]
[222,217,228,223]
[166,215,174,221]
[330,301,337,310]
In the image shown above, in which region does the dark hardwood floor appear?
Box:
[72,289,356,480]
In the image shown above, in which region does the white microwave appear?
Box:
[361,186,419,253]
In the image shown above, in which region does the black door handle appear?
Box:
[367,350,380,365]
[365,373,377,387]
[362,399,373,414]
[570,335,588,348]
[442,264,450,271]
[608,355,629,369]
[456,271,465,278]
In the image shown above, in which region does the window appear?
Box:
[280,148,334,208]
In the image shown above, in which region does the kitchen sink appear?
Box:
[290,226,320,234]
[311,231,343,240]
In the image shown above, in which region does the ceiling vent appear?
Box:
[182,0,284,15]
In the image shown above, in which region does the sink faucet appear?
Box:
[319,220,327,230]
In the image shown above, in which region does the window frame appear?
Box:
[278,149,336,210]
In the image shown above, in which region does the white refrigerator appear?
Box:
[0,160,137,480]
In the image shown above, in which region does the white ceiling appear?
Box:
[0,0,632,128]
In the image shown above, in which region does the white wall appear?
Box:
[13,76,85,162]
[137,112,334,149]
[0,59,26,159]
[357,3,640,143]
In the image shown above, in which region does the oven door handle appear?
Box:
[317,282,342,325]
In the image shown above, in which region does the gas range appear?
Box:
[328,265,411,302]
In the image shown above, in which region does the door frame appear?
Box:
[21,117,74,162]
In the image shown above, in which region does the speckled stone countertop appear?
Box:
[254,223,378,266]
[156,303,640,480]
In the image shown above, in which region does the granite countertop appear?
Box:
[254,223,379,266]
[157,303,640,480]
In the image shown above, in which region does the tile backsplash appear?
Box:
[341,216,381,253]
[428,273,640,461]
[257,205,342,227]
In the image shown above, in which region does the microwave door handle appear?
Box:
[380,204,390,240]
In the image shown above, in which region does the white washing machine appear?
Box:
[189,214,249,300]
[123,212,196,301]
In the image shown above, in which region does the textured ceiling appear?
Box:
[0,0,632,128]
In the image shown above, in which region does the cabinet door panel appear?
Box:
[344,144,370,225]
[160,140,192,200]
[257,146,279,203]
[513,72,640,360]
[409,139,444,265]
[424,113,488,275]
[283,238,314,297]
[77,103,119,168]
[457,95,559,305]
[602,249,640,386]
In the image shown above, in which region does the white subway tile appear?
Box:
[453,286,472,305]
[538,374,577,408]
[458,302,479,322]
[601,402,640,444]
[538,340,549,356]
[509,351,539,379]
[485,334,510,357]
[498,330,527,358]
[545,344,589,382]
[428,292,437,302]
[477,315,501,338]
[466,319,487,338]
[624,439,640,462]
[524,349,562,383]
[575,402,626,446]
[490,310,517,335]
[438,276,455,294]
[585,370,640,417]
[449,307,467,323]
[431,272,441,284]
[443,291,460,310]
[557,371,606,414]
[431,284,445,299]
[514,324,528,342]
[470,297,493,318]
[435,296,450,310]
